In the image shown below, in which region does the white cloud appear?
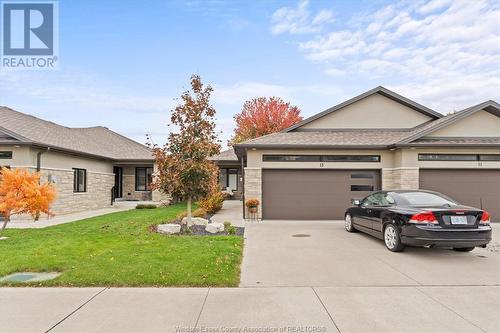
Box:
[271,0,333,35]
[275,0,500,112]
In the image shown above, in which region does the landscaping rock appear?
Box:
[205,222,224,234]
[157,223,181,235]
[181,217,208,227]
[0,236,8,241]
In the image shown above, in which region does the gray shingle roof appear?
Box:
[409,137,500,145]
[210,148,238,161]
[236,129,412,148]
[0,107,153,161]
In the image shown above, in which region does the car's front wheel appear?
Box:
[384,223,405,252]
[345,214,356,232]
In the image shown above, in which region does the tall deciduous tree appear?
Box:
[151,75,220,224]
[0,167,57,232]
[230,97,302,144]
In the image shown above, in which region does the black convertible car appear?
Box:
[344,190,492,252]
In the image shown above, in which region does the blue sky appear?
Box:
[1,0,499,147]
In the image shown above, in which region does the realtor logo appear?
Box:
[1,1,58,69]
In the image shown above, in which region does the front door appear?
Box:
[113,166,123,198]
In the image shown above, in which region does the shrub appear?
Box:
[227,225,236,235]
[193,208,208,218]
[176,211,187,220]
[136,204,157,209]
[245,198,259,208]
[221,192,231,200]
[223,221,232,229]
[198,191,224,214]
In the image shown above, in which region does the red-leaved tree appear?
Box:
[150,75,221,224]
[0,167,57,232]
[230,97,302,144]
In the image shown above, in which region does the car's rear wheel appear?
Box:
[384,223,405,252]
[345,214,356,232]
[453,247,475,252]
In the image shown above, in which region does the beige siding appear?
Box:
[247,149,393,169]
[1,145,116,215]
[245,147,500,219]
[427,110,500,137]
[397,148,500,168]
[300,93,432,129]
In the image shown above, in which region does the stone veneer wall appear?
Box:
[123,174,152,201]
[38,168,115,215]
[382,167,419,190]
[244,168,262,218]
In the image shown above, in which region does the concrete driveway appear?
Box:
[2,219,500,332]
[241,220,500,287]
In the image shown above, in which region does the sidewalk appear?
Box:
[7,205,133,229]
[211,200,245,227]
[2,286,498,332]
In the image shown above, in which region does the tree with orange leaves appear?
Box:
[230,97,302,144]
[0,167,57,232]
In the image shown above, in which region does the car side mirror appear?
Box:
[352,199,361,206]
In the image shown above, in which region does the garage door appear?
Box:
[420,169,500,221]
[262,169,380,220]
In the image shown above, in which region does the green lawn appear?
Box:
[0,203,243,287]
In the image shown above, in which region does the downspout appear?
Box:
[36,147,50,172]
[35,147,50,221]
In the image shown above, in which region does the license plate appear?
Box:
[450,216,468,225]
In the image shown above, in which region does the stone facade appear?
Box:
[382,167,419,190]
[122,174,152,201]
[244,167,262,218]
[39,168,115,215]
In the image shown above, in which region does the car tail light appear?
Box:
[409,211,438,224]
[480,211,491,224]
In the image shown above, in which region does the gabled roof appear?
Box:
[399,100,500,144]
[233,98,500,154]
[0,106,153,161]
[284,86,442,132]
[210,148,238,162]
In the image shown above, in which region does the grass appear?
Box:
[0,203,243,287]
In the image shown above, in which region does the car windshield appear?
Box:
[395,192,457,206]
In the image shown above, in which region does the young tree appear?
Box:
[230,97,302,144]
[151,75,221,224]
[0,167,57,232]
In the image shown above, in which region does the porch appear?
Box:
[112,163,155,202]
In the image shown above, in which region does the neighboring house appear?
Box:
[223,86,500,221]
[0,107,161,216]
[210,149,243,200]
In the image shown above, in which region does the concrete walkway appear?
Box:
[2,286,499,332]
[211,200,245,227]
[6,202,142,229]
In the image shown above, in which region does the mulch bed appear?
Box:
[181,224,245,236]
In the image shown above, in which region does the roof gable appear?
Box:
[400,101,500,143]
[0,126,29,143]
[286,86,441,132]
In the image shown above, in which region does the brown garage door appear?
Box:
[420,169,500,222]
[262,169,380,220]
